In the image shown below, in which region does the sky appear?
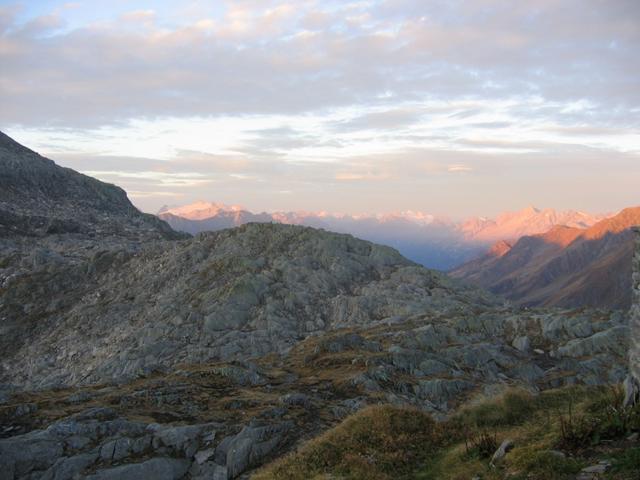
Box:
[0,0,638,218]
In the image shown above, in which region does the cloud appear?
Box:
[1,1,638,217]
[0,0,637,129]
[448,164,473,173]
[120,10,156,25]
[539,125,636,136]
[128,190,186,199]
[82,170,212,187]
[43,141,639,217]
[334,108,425,131]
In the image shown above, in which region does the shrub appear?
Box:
[464,431,498,459]
[557,385,640,450]
[557,402,598,450]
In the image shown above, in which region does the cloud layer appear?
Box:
[1,0,638,216]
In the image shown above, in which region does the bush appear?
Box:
[584,386,640,440]
[557,386,640,450]
[464,431,498,459]
[611,447,640,474]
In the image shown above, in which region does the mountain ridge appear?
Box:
[451,207,640,309]
[157,201,607,270]
[0,131,182,240]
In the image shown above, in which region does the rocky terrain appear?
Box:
[2,220,503,390]
[451,208,640,310]
[0,132,635,479]
[0,304,631,479]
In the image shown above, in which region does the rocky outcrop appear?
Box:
[1,222,498,389]
[0,405,290,480]
[625,227,640,405]
[0,131,182,241]
[0,303,630,479]
[0,132,189,371]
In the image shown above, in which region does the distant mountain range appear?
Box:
[458,206,604,242]
[158,201,606,270]
[451,207,640,310]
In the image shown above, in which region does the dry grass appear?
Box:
[254,405,443,480]
[256,385,640,480]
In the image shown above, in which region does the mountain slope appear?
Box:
[0,131,181,239]
[451,207,640,309]
[2,222,499,389]
[459,205,604,243]
[0,131,186,382]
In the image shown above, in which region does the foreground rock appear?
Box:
[0,404,291,480]
[626,226,640,406]
[0,303,629,479]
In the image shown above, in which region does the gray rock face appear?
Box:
[512,335,531,353]
[215,422,293,478]
[84,458,190,480]
[490,439,514,465]
[0,431,64,479]
[0,404,290,480]
[627,227,640,405]
[0,132,186,383]
[0,131,181,240]
[40,453,98,480]
[1,222,497,389]
[346,307,628,411]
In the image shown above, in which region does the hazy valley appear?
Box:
[158,202,606,272]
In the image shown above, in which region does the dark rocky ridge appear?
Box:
[0,130,186,383]
[0,131,182,240]
[2,221,501,390]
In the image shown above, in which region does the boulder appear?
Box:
[40,453,98,480]
[490,439,514,465]
[512,335,531,353]
[0,432,64,479]
[279,393,311,409]
[215,422,292,478]
[84,458,190,480]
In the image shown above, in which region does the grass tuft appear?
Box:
[255,385,640,480]
[254,405,443,480]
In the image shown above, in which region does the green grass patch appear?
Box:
[610,447,640,475]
